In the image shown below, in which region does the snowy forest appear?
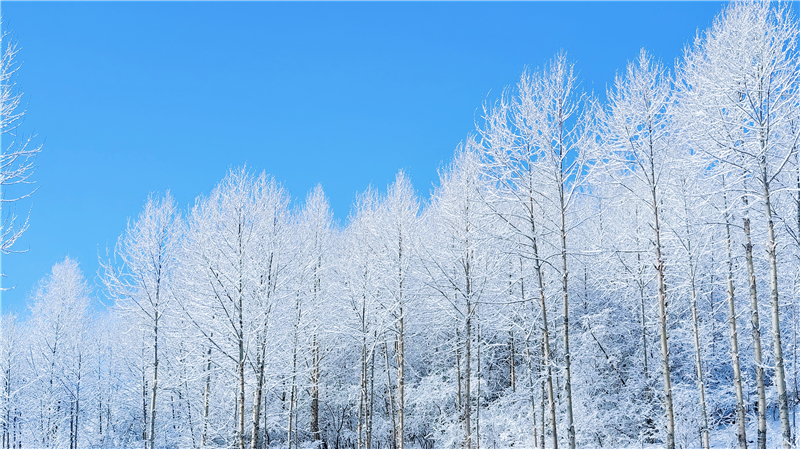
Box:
[5,2,800,449]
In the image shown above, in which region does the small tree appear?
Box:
[27,258,91,449]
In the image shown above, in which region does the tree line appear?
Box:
[3,2,800,449]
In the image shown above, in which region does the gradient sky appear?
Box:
[1,1,727,315]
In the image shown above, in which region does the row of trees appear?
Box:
[3,2,800,448]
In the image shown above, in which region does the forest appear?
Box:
[3,2,800,449]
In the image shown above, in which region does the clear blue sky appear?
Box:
[1,1,726,315]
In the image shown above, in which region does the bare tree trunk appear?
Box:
[69,399,75,449]
[311,335,320,443]
[477,322,481,449]
[532,218,557,449]
[509,330,516,393]
[368,344,375,449]
[540,340,546,449]
[142,344,148,445]
[464,294,472,449]
[635,206,650,383]
[690,283,710,449]
[762,166,793,449]
[184,376,196,449]
[149,312,159,449]
[76,354,81,449]
[520,262,537,448]
[202,343,212,448]
[384,337,397,449]
[682,185,710,449]
[744,195,767,449]
[358,306,368,449]
[524,335,538,449]
[457,326,462,414]
[237,319,246,449]
[288,294,301,449]
[724,186,748,449]
[236,228,247,449]
[558,172,575,449]
[287,379,295,449]
[3,361,10,449]
[237,357,245,449]
[311,254,322,444]
[396,310,405,449]
[795,155,800,448]
[651,183,674,449]
[251,337,266,449]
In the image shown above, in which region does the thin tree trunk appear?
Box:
[149,312,159,449]
[524,334,537,449]
[396,307,405,449]
[251,337,266,449]
[287,380,295,449]
[311,254,322,444]
[311,335,320,442]
[456,326,462,413]
[368,338,375,449]
[358,297,368,449]
[795,154,800,448]
[4,362,11,449]
[509,330,516,393]
[690,281,710,449]
[762,166,793,449]
[76,354,81,449]
[531,215,557,449]
[237,326,246,449]
[465,293,472,449]
[635,206,650,384]
[184,377,196,449]
[477,322,481,449]
[69,399,75,449]
[683,185,710,449]
[540,339,546,449]
[288,293,301,449]
[558,168,575,449]
[744,194,767,449]
[142,346,148,445]
[397,313,405,449]
[384,337,397,449]
[724,186,747,449]
[650,182,674,449]
[202,343,212,448]
[520,262,538,448]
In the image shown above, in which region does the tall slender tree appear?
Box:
[102,193,181,449]
[600,50,678,449]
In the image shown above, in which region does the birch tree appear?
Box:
[247,180,290,449]
[102,193,181,449]
[298,184,333,446]
[375,171,419,449]
[343,189,382,449]
[600,50,677,449]
[422,140,501,449]
[522,53,592,449]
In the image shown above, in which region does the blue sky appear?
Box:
[1,1,726,315]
